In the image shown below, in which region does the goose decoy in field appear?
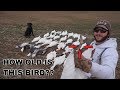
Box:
[34,44,43,48]
[41,41,58,54]
[68,32,74,38]
[59,36,67,42]
[31,49,40,58]
[27,42,44,57]
[27,44,37,57]
[45,41,58,48]
[31,48,46,58]
[72,40,80,46]
[55,31,62,35]
[15,42,30,52]
[73,33,79,38]
[50,30,56,35]
[35,37,47,44]
[31,36,41,43]
[48,33,56,39]
[43,32,49,38]
[56,42,66,51]
[42,39,53,45]
[61,30,68,36]
[31,47,48,58]
[73,33,81,41]
[35,38,53,48]
[27,52,32,57]
[53,35,60,40]
[65,39,73,45]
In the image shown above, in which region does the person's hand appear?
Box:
[74,49,92,73]
[79,59,92,73]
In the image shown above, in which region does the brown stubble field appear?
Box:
[0,11,120,79]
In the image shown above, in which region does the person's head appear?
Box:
[93,20,111,43]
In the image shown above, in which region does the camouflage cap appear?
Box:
[94,20,111,31]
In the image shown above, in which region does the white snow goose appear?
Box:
[50,54,66,70]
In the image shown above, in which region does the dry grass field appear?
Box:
[0,11,120,79]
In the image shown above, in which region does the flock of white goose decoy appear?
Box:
[15,30,89,72]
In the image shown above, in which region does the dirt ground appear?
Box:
[0,11,120,79]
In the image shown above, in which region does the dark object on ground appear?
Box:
[24,23,35,38]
